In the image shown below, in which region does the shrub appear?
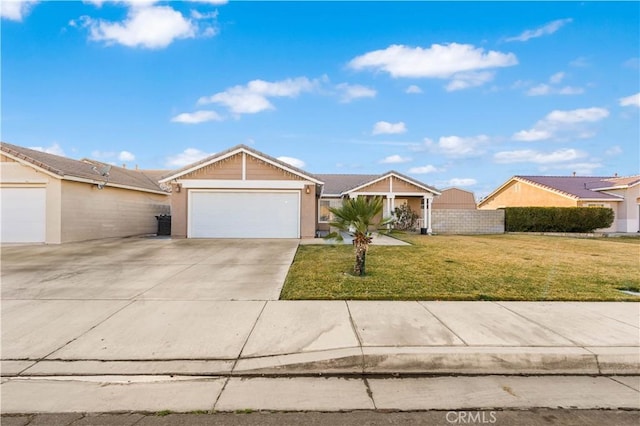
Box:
[504,207,614,233]
[393,203,420,231]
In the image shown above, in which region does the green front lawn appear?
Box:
[280,234,640,301]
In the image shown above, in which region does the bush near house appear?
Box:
[504,207,614,233]
[393,204,419,231]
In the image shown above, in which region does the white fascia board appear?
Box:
[177,179,308,189]
[63,176,169,195]
[346,172,438,195]
[349,191,435,198]
[580,197,623,202]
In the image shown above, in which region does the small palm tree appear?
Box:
[326,196,394,276]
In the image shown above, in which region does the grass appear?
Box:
[280,234,640,301]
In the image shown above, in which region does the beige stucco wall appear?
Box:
[60,181,169,243]
[479,180,577,209]
[0,159,63,244]
[170,183,188,238]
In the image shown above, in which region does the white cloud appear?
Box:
[82,4,198,49]
[570,57,590,68]
[277,156,306,169]
[336,83,376,103]
[379,154,411,164]
[166,148,213,167]
[198,77,319,114]
[541,162,603,175]
[526,84,552,96]
[619,92,640,108]
[405,85,423,94]
[408,164,440,174]
[446,178,477,187]
[494,148,586,164]
[506,18,573,42]
[526,84,584,96]
[546,108,609,124]
[372,121,407,135]
[512,129,553,142]
[557,86,584,95]
[623,57,640,69]
[524,73,584,96]
[171,110,223,124]
[348,43,517,91]
[446,71,494,91]
[512,107,609,141]
[605,146,622,156]
[549,72,565,84]
[186,0,228,4]
[29,143,65,156]
[426,135,490,158]
[1,0,38,21]
[118,151,135,162]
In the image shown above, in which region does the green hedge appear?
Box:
[504,207,614,233]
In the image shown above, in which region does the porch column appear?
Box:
[422,195,428,231]
[427,196,433,235]
[388,195,395,217]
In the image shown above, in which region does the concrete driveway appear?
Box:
[1,237,299,301]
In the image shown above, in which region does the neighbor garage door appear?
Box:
[0,187,46,243]
[189,191,299,238]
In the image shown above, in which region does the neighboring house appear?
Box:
[478,175,640,233]
[0,142,170,244]
[160,145,441,239]
[432,187,477,209]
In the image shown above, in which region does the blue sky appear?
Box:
[2,0,639,198]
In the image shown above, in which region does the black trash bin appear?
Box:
[420,228,428,235]
[155,215,171,236]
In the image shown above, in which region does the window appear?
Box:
[318,199,342,222]
[587,203,605,208]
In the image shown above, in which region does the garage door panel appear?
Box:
[1,187,46,243]
[189,191,299,238]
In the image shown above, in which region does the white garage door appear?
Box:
[189,191,299,238]
[1,187,46,243]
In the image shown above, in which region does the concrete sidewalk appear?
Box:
[2,301,638,377]
[2,300,639,413]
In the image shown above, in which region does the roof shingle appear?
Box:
[1,142,169,193]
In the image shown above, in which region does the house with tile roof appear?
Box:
[160,145,441,239]
[478,175,640,233]
[1,141,170,244]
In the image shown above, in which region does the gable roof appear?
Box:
[315,174,379,196]
[159,144,323,184]
[1,141,168,194]
[590,175,640,190]
[518,176,624,200]
[316,171,440,196]
[479,175,625,207]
